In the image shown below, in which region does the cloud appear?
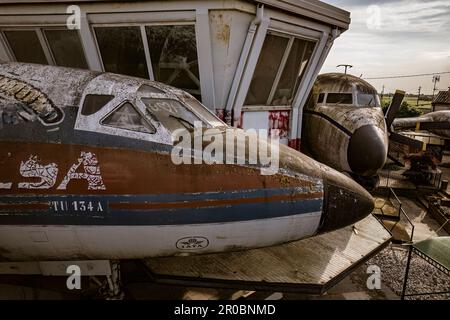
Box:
[321,0,450,93]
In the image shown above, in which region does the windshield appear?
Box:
[357,93,380,108]
[142,98,206,133]
[184,98,226,128]
[326,93,353,105]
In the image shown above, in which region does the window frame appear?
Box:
[325,92,354,106]
[243,28,319,109]
[317,93,325,104]
[0,26,88,68]
[41,27,89,69]
[100,100,156,134]
[91,21,200,94]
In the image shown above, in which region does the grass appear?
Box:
[381,96,432,114]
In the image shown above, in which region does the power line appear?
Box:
[364,71,450,80]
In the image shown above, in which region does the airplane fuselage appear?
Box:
[0,63,373,261]
[302,73,388,178]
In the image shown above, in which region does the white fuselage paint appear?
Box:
[0,212,322,261]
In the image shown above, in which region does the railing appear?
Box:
[375,187,415,243]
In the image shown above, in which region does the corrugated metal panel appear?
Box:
[433,91,450,105]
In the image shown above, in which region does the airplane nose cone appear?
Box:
[278,144,374,235]
[347,125,387,176]
[318,177,374,233]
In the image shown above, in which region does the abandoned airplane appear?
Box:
[0,62,374,261]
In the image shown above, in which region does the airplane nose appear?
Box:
[347,125,387,176]
[278,144,374,235]
[317,177,374,233]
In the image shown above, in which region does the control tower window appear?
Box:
[142,98,204,132]
[245,31,315,106]
[245,34,289,105]
[357,93,380,108]
[94,27,149,79]
[271,39,315,106]
[43,29,88,69]
[101,102,155,134]
[145,25,201,101]
[326,93,353,105]
[3,30,47,64]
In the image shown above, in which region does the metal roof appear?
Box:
[0,0,350,30]
[413,236,450,272]
[432,90,450,105]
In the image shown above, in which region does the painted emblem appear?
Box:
[176,236,209,250]
[0,151,106,191]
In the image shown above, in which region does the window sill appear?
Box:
[241,105,293,112]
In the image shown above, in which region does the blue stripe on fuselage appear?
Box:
[0,191,323,226]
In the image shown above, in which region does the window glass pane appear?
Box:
[245,34,289,105]
[272,39,315,106]
[44,29,88,69]
[357,93,380,108]
[81,94,114,116]
[3,30,47,64]
[94,27,148,79]
[184,98,226,127]
[145,25,201,100]
[142,98,203,132]
[102,102,155,133]
[317,93,325,103]
[326,93,353,104]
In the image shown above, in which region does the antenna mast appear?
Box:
[337,64,353,74]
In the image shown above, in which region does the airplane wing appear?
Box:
[393,116,450,132]
[393,111,450,139]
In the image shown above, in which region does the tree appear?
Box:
[382,100,421,118]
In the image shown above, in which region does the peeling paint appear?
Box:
[0,75,64,126]
[0,182,12,189]
[57,152,106,190]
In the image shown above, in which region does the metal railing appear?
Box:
[375,187,415,243]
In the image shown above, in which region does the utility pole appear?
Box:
[432,75,440,100]
[380,85,385,105]
[417,86,421,107]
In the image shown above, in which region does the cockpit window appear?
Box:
[81,94,114,116]
[317,93,325,103]
[357,93,380,108]
[326,93,352,105]
[101,102,155,134]
[184,98,226,128]
[142,98,204,132]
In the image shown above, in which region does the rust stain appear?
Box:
[211,12,230,44]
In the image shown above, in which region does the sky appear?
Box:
[321,0,450,95]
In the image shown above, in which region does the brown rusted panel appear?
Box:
[0,141,317,196]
